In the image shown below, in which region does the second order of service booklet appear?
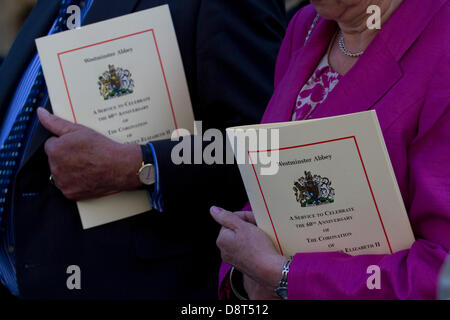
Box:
[36,5,195,229]
[227,111,415,257]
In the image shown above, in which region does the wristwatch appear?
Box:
[275,257,292,300]
[138,144,155,186]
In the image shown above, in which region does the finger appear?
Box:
[210,206,243,231]
[216,227,237,260]
[234,211,257,225]
[44,136,59,158]
[38,107,78,137]
[217,226,235,244]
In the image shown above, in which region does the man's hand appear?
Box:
[38,107,142,200]
[210,206,287,290]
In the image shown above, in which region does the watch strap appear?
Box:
[140,144,154,165]
[139,144,155,190]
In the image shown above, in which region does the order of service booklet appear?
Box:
[36,5,195,229]
[227,111,415,257]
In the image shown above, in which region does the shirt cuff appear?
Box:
[146,142,164,212]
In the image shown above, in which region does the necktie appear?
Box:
[0,0,81,226]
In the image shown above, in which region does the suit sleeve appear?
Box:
[151,0,286,214]
[287,56,450,300]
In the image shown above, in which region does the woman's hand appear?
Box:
[210,206,287,290]
[243,274,281,300]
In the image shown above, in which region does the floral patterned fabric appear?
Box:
[292,54,342,121]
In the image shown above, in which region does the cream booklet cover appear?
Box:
[227,111,415,257]
[36,5,195,229]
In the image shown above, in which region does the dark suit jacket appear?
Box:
[0,0,285,299]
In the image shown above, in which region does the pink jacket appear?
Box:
[219,0,450,299]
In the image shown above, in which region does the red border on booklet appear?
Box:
[57,28,179,129]
[248,136,393,256]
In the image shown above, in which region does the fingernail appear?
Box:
[210,206,223,214]
[37,107,49,117]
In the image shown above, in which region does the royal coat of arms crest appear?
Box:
[293,171,335,207]
[98,64,134,100]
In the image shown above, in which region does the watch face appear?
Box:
[139,164,155,185]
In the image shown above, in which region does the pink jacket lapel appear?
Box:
[309,32,402,121]
[311,0,447,130]
[261,18,336,124]
[262,0,447,129]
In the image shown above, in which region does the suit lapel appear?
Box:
[20,0,142,170]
